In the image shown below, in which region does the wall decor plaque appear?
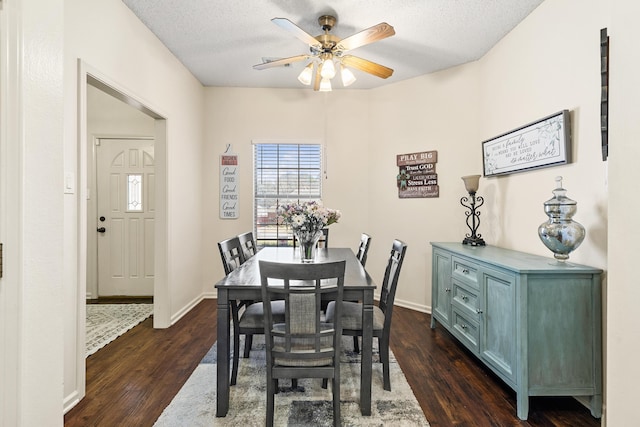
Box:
[482,110,571,177]
[220,145,239,219]
[396,150,438,198]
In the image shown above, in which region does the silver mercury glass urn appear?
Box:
[537,176,586,261]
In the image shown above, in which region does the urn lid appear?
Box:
[543,176,577,206]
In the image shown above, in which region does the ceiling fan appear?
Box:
[253,15,395,91]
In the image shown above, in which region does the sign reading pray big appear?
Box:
[396,150,438,198]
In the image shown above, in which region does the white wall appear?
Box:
[477,0,608,272]
[62,0,205,414]
[368,64,481,311]
[203,88,372,291]
[0,0,65,425]
[608,1,640,425]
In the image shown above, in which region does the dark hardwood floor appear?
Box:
[65,299,601,426]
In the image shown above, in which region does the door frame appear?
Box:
[89,136,155,299]
[73,59,170,409]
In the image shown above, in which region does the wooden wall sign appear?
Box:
[220,145,239,219]
[600,27,609,161]
[396,150,438,198]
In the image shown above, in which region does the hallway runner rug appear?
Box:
[86,304,153,357]
[154,335,430,426]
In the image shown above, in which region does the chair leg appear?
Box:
[291,378,298,389]
[379,336,391,391]
[332,374,341,426]
[322,378,328,389]
[244,334,253,358]
[231,328,240,386]
[266,378,276,427]
[353,336,360,353]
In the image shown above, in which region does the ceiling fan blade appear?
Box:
[272,17,322,50]
[341,55,394,79]
[253,55,310,70]
[313,62,322,91]
[335,22,395,52]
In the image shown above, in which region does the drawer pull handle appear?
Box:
[462,295,468,301]
[462,269,469,274]
[445,288,451,293]
[461,324,468,330]
[476,309,483,314]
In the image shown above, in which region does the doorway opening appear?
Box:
[72,60,169,411]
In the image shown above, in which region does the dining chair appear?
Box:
[259,259,345,427]
[326,239,407,391]
[218,236,245,275]
[355,233,372,267]
[238,231,258,260]
[218,237,286,386]
[292,227,329,248]
[217,237,249,385]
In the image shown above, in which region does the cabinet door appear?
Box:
[480,267,517,386]
[432,249,452,327]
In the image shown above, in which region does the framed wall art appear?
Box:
[482,110,571,177]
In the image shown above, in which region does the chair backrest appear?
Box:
[355,233,372,267]
[238,231,258,260]
[218,236,246,275]
[292,228,329,249]
[259,260,345,368]
[378,239,408,331]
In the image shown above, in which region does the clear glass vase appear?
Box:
[295,229,323,263]
[538,177,586,262]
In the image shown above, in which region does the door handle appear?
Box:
[97,227,106,233]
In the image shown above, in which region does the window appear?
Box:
[127,174,143,212]
[254,142,322,247]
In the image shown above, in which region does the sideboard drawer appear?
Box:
[452,256,478,289]
[452,308,479,353]
[452,281,480,319]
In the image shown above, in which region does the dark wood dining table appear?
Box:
[214,246,377,417]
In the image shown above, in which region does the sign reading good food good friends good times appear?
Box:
[396,150,438,198]
[220,145,238,219]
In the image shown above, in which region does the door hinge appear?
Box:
[0,243,3,278]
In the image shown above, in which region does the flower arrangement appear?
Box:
[277,201,341,233]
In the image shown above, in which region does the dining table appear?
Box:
[215,246,377,417]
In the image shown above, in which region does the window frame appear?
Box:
[252,140,323,247]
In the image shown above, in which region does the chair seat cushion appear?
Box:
[238,300,285,328]
[325,301,385,331]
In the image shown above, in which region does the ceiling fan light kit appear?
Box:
[297,63,314,85]
[340,64,356,87]
[254,14,395,92]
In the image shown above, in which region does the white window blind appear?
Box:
[254,143,322,246]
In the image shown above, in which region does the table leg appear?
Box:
[360,290,373,416]
[216,290,230,417]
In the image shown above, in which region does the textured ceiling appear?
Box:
[122,0,544,90]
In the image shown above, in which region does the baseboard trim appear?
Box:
[394,297,430,314]
[170,294,204,325]
[63,390,81,414]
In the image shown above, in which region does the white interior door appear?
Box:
[96,138,155,296]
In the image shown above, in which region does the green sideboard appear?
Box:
[430,242,603,420]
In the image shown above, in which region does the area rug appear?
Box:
[154,334,429,426]
[86,304,153,357]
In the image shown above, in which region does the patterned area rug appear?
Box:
[86,304,153,357]
[154,335,429,426]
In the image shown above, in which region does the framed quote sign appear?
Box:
[482,110,571,177]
